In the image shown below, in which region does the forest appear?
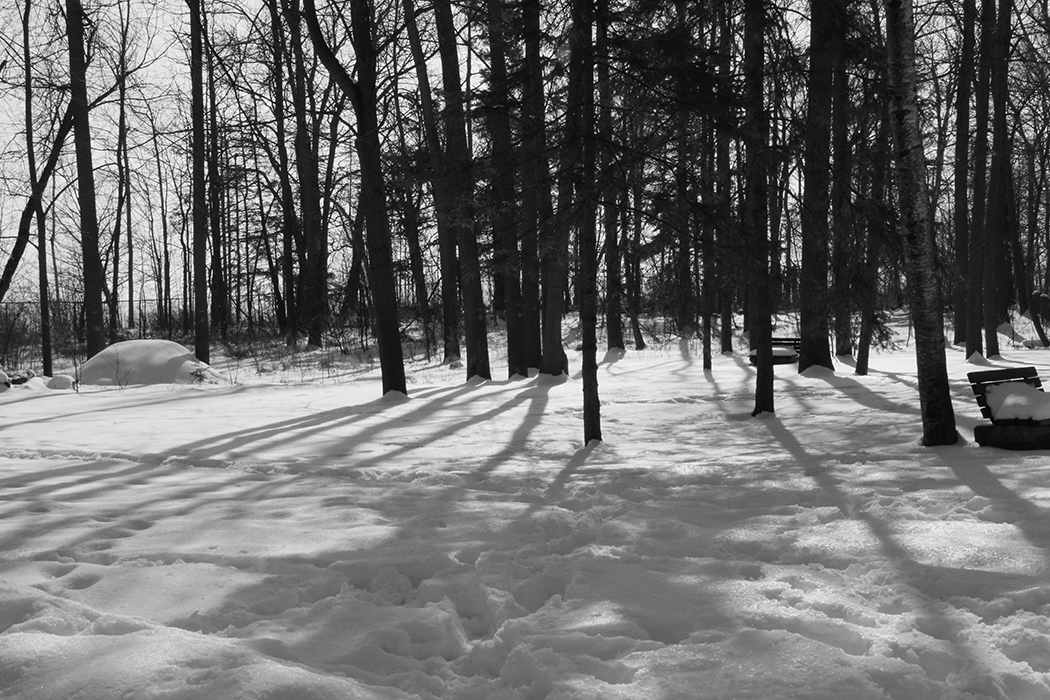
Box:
[0,0,1044,442]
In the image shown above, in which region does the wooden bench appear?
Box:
[967,366,1050,449]
[749,337,800,366]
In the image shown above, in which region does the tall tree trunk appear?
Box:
[830,19,854,357]
[885,0,958,446]
[203,1,227,343]
[717,0,734,355]
[596,0,623,353]
[983,0,1011,356]
[966,0,995,358]
[402,0,460,364]
[68,0,106,356]
[20,0,52,374]
[286,0,326,346]
[799,0,838,371]
[745,0,773,415]
[266,0,300,341]
[953,0,976,344]
[434,0,490,380]
[519,0,547,368]
[304,0,407,394]
[570,0,601,442]
[485,0,527,378]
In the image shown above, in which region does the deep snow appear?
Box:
[3,321,1050,699]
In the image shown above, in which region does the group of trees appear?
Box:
[3,0,1050,444]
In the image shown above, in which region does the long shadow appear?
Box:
[475,382,555,476]
[948,460,1050,552]
[0,384,254,435]
[799,371,923,416]
[761,416,985,677]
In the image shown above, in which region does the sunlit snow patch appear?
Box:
[79,339,224,386]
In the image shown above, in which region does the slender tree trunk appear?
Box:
[885,0,958,446]
[0,104,74,306]
[266,0,300,340]
[983,0,1011,356]
[519,0,546,368]
[830,22,854,357]
[569,0,601,442]
[967,0,995,358]
[745,0,773,415]
[287,0,326,346]
[485,0,526,378]
[304,0,406,394]
[799,0,838,371]
[626,172,646,350]
[717,0,734,355]
[402,0,459,362]
[68,0,106,356]
[953,0,975,344]
[434,0,489,380]
[20,0,52,374]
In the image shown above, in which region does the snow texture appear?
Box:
[986,381,1050,422]
[78,339,224,386]
[3,322,1050,699]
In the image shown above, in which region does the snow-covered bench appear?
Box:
[748,337,800,366]
[967,366,1050,449]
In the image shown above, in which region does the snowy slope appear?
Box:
[2,328,1050,699]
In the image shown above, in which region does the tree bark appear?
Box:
[983,0,1012,356]
[799,0,838,371]
[286,0,326,346]
[304,0,406,394]
[402,0,460,363]
[519,0,547,368]
[966,0,995,358]
[885,0,958,446]
[745,0,773,415]
[68,0,106,357]
[953,0,975,344]
[485,0,527,379]
[433,0,490,381]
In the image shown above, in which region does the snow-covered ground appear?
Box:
[3,320,1050,699]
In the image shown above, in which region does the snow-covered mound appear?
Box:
[986,380,1050,421]
[78,339,223,386]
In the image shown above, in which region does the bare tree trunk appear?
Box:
[983,0,1012,356]
[19,0,52,374]
[798,0,838,371]
[885,0,958,446]
[304,0,406,394]
[433,0,490,380]
[286,0,325,346]
[485,0,526,379]
[568,0,601,442]
[953,0,975,344]
[830,24,854,357]
[402,0,459,362]
[266,0,300,340]
[745,0,773,415]
[966,0,995,358]
[68,0,106,356]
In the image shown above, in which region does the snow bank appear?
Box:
[78,339,223,386]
